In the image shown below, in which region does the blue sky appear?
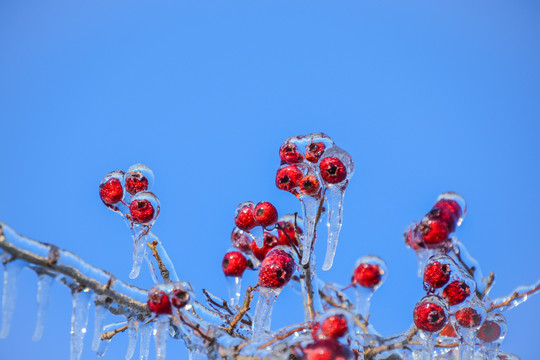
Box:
[0,1,539,359]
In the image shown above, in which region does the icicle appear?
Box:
[154,316,169,360]
[418,331,436,360]
[299,195,321,265]
[96,321,127,357]
[251,288,278,342]
[322,186,346,270]
[92,299,109,351]
[70,288,92,360]
[139,322,153,360]
[226,276,242,308]
[33,273,54,341]
[0,259,25,339]
[125,317,139,360]
[130,230,148,280]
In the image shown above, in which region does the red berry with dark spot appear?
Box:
[130,199,155,224]
[171,288,190,309]
[235,203,257,231]
[231,228,252,254]
[433,199,462,228]
[258,249,296,289]
[277,220,301,247]
[125,172,149,195]
[319,157,347,184]
[306,142,326,163]
[428,206,458,234]
[442,281,471,306]
[423,261,451,289]
[404,224,424,250]
[352,263,382,288]
[147,290,172,315]
[303,339,352,360]
[222,251,248,277]
[254,201,278,228]
[279,142,304,164]
[413,301,447,332]
[99,178,124,205]
[250,232,281,261]
[320,315,348,339]
[275,165,303,192]
[477,320,501,342]
[419,214,450,248]
[455,307,482,328]
[300,174,321,196]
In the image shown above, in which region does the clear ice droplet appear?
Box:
[92,301,109,351]
[125,317,139,360]
[0,259,25,339]
[154,316,169,360]
[139,322,153,360]
[70,288,92,360]
[33,273,54,341]
[251,288,278,342]
[226,276,242,308]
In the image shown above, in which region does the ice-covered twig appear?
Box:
[227,285,256,335]
[147,239,170,282]
[257,323,309,349]
[488,280,540,313]
[364,326,417,358]
[101,323,129,340]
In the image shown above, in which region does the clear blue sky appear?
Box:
[1,1,539,359]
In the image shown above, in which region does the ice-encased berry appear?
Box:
[147,290,172,315]
[231,227,252,254]
[171,288,190,309]
[300,174,321,196]
[455,307,482,328]
[222,251,248,277]
[258,249,296,289]
[251,232,281,262]
[423,261,451,289]
[235,203,257,231]
[413,301,447,332]
[275,165,303,192]
[279,142,304,164]
[442,280,471,306]
[477,320,501,342]
[277,219,301,247]
[303,339,352,360]
[254,201,278,228]
[129,199,155,224]
[319,157,347,184]
[99,178,124,205]
[352,263,382,288]
[319,314,348,339]
[305,141,326,163]
[125,171,149,195]
[419,214,450,248]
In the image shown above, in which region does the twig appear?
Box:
[178,312,213,343]
[227,286,256,335]
[364,326,417,357]
[319,290,369,334]
[480,272,495,300]
[275,222,301,260]
[257,324,309,349]
[203,289,234,315]
[487,282,540,312]
[147,240,170,282]
[101,323,129,340]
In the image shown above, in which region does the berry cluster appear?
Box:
[305,312,354,360]
[146,282,193,315]
[99,164,160,226]
[275,133,353,198]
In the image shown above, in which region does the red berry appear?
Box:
[130,199,155,224]
[306,142,326,163]
[147,290,172,315]
[222,251,248,277]
[99,178,124,205]
[250,232,281,261]
[319,157,347,184]
[403,224,424,250]
[235,203,257,231]
[125,171,149,195]
[171,288,190,309]
[477,320,501,342]
[275,165,303,192]
[300,174,321,196]
[279,142,304,164]
[419,214,450,248]
[433,199,462,227]
[277,220,301,247]
[455,307,482,328]
[352,263,382,288]
[303,339,352,360]
[320,315,348,339]
[254,201,278,228]
[413,301,447,332]
[231,227,252,254]
[258,249,296,289]
[423,261,451,289]
[442,281,471,306]
[428,206,458,234]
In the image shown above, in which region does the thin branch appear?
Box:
[480,272,495,300]
[257,324,309,349]
[364,326,417,357]
[101,324,129,340]
[227,286,255,335]
[147,239,170,282]
[488,282,540,312]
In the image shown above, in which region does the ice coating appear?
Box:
[96,321,127,357]
[70,288,92,360]
[0,259,24,339]
[91,299,109,351]
[33,273,54,341]
[226,275,242,308]
[154,316,169,360]
[251,287,279,342]
[125,163,155,194]
[452,297,486,360]
[298,195,320,265]
[130,230,148,280]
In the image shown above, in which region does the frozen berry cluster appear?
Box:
[146,282,193,315]
[303,312,354,360]
[275,133,354,198]
[99,164,160,226]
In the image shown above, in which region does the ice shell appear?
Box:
[125,164,155,195]
[33,273,54,341]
